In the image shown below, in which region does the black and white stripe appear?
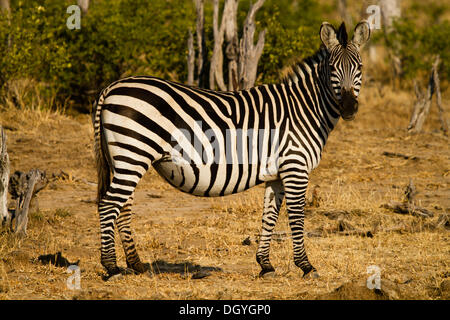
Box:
[93,21,370,277]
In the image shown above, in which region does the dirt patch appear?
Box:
[316,279,402,300]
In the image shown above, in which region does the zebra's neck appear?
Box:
[281,47,340,136]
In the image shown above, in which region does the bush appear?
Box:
[383,1,450,82]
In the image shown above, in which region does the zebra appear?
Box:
[92,21,370,279]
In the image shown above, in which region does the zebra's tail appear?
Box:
[93,90,110,204]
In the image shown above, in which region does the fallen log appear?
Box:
[381,201,434,218]
[381,180,434,218]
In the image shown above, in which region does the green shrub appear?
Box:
[383,1,450,82]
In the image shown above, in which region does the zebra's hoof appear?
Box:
[107,273,123,281]
[259,266,276,278]
[260,271,277,278]
[303,270,319,279]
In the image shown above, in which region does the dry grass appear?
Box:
[0,83,449,300]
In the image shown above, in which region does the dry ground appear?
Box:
[0,84,449,300]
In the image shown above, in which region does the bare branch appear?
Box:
[187,30,195,86]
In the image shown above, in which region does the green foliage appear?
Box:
[258,8,320,84]
[0,1,73,107]
[384,1,450,80]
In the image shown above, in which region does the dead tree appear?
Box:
[338,0,353,28]
[380,0,402,84]
[192,0,266,90]
[408,55,448,135]
[77,0,89,14]
[0,0,10,11]
[238,0,266,90]
[0,126,10,227]
[209,0,238,91]
[187,0,208,87]
[8,169,48,236]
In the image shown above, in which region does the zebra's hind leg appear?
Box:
[116,193,148,274]
[98,198,122,277]
[98,177,141,277]
[256,180,284,277]
[281,168,319,279]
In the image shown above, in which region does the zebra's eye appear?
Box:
[329,65,336,72]
[358,64,363,70]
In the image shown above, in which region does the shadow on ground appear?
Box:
[148,260,222,278]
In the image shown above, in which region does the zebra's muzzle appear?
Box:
[340,88,358,121]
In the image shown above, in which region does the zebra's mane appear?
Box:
[280,45,328,85]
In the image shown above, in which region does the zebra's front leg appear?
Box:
[281,169,318,278]
[116,194,148,274]
[256,180,284,277]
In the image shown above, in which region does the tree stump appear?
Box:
[408,55,448,135]
[0,126,10,227]
[8,169,48,235]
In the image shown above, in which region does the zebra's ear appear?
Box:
[320,22,339,50]
[352,20,371,49]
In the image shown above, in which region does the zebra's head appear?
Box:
[320,21,370,121]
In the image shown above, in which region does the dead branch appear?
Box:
[404,179,417,204]
[381,202,434,218]
[308,185,321,208]
[0,126,10,226]
[381,180,434,218]
[408,55,445,134]
[382,151,419,161]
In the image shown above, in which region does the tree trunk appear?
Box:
[210,0,234,91]
[338,0,353,27]
[223,0,239,91]
[380,0,402,84]
[196,0,266,91]
[0,0,9,12]
[187,30,195,86]
[77,0,89,14]
[195,0,207,87]
[238,0,266,90]
[432,56,449,135]
[0,126,10,227]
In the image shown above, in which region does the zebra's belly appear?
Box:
[152,154,279,197]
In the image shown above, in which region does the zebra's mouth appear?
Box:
[340,89,358,121]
